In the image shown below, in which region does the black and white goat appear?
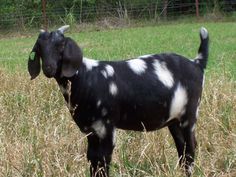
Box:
[28,25,209,177]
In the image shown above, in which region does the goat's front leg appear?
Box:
[87,127,115,177]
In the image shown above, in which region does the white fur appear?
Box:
[58,25,70,33]
[83,58,99,71]
[196,98,201,119]
[187,163,194,176]
[191,124,196,132]
[109,82,118,96]
[101,70,107,78]
[195,53,203,60]
[196,106,199,118]
[97,100,101,107]
[112,129,116,146]
[101,108,108,117]
[202,74,205,88]
[60,81,72,112]
[200,27,208,39]
[127,59,147,75]
[167,83,188,122]
[194,75,205,119]
[139,54,152,58]
[101,65,115,78]
[181,120,189,128]
[92,120,106,139]
[105,65,115,77]
[106,119,111,124]
[153,60,174,88]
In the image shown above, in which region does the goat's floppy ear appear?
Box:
[28,42,41,80]
[61,38,83,77]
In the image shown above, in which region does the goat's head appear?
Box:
[28,25,83,79]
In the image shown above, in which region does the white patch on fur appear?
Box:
[101,70,107,78]
[139,54,152,58]
[91,120,106,139]
[195,53,203,60]
[153,60,174,88]
[167,83,188,122]
[196,98,201,119]
[105,65,114,77]
[202,74,205,88]
[127,58,147,75]
[112,129,116,146]
[181,120,189,128]
[97,100,101,107]
[187,163,194,176]
[200,27,208,39]
[101,65,115,78]
[60,81,72,113]
[58,25,70,33]
[106,119,111,124]
[83,57,99,71]
[101,108,108,117]
[196,106,199,118]
[109,82,118,96]
[191,124,196,132]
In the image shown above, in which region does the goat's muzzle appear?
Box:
[43,65,56,78]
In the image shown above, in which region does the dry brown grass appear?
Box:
[0,68,235,177]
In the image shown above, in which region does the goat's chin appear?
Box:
[43,72,55,78]
[45,75,54,78]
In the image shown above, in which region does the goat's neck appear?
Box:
[55,76,75,115]
[55,77,69,101]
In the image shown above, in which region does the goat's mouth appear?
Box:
[42,64,58,78]
[44,73,55,78]
[43,70,56,78]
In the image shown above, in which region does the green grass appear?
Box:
[0,22,236,78]
[0,22,236,177]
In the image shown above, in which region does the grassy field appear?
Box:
[0,22,235,177]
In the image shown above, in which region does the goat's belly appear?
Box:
[116,120,164,131]
[116,107,169,131]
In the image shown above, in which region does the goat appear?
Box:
[28,25,209,177]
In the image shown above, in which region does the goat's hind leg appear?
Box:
[168,123,185,166]
[169,118,197,177]
[181,118,197,176]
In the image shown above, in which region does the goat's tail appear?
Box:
[194,27,209,70]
